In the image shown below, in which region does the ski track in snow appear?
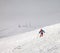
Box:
[0,23,60,53]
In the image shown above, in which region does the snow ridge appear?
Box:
[0,23,60,53]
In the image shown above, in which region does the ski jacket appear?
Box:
[39,29,45,33]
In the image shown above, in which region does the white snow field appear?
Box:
[0,23,60,53]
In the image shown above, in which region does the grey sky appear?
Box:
[0,0,60,29]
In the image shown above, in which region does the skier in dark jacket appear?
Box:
[39,28,45,37]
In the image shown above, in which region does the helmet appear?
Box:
[40,28,42,30]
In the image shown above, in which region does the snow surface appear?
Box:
[0,23,60,53]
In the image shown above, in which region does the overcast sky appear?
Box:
[0,0,60,29]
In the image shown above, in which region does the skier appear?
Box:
[39,28,45,37]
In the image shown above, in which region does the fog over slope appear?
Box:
[0,0,60,37]
[0,0,60,28]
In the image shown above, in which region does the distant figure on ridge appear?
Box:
[39,28,45,37]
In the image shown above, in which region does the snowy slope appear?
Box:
[0,25,36,38]
[0,23,60,53]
